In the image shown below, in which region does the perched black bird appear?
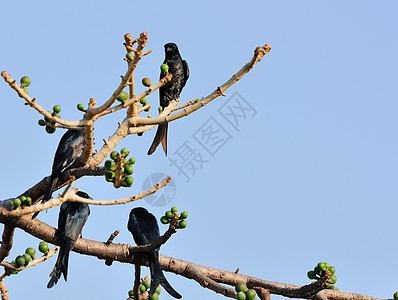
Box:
[47,191,91,288]
[128,207,182,299]
[147,43,189,156]
[43,129,85,202]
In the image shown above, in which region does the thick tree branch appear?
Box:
[184,263,237,298]
[0,166,104,209]
[254,287,271,300]
[0,213,384,300]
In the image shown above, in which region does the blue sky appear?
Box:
[1,1,397,299]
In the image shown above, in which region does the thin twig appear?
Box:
[0,246,59,274]
[172,99,197,112]
[4,176,171,217]
[0,71,84,128]
[134,44,271,128]
[88,32,149,117]
[104,230,120,266]
[130,216,177,253]
[105,230,120,246]
[92,74,171,120]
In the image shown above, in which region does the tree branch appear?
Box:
[0,280,8,300]
[133,44,271,128]
[2,176,171,217]
[0,212,383,300]
[0,71,84,128]
[184,263,237,298]
[254,287,271,300]
[0,226,14,263]
[131,215,177,253]
[0,166,104,209]
[0,246,59,273]
[133,264,141,299]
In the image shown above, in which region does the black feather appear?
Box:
[127,207,182,299]
[148,43,189,156]
[47,191,90,288]
[43,129,85,203]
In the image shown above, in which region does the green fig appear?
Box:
[20,76,31,87]
[161,64,169,73]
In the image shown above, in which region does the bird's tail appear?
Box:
[43,175,59,203]
[149,253,182,299]
[147,123,168,156]
[47,237,72,288]
[32,176,58,219]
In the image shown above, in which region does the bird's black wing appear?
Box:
[41,130,85,205]
[51,130,82,176]
[48,196,90,288]
[57,202,68,238]
[63,203,90,243]
[128,208,160,246]
[182,59,189,88]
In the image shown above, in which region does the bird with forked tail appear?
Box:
[147,43,189,156]
[47,191,90,288]
[127,207,182,299]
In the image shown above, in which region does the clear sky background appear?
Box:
[1,1,397,299]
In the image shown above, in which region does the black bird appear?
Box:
[43,129,85,202]
[47,191,91,288]
[128,207,182,299]
[147,43,189,156]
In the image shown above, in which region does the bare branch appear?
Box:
[1,71,84,128]
[1,34,381,300]
[88,32,149,116]
[184,263,236,298]
[130,215,178,253]
[134,44,271,128]
[0,166,104,210]
[105,230,120,246]
[133,264,141,299]
[172,99,198,112]
[105,230,120,266]
[0,280,8,300]
[0,213,385,300]
[0,226,15,263]
[313,292,329,300]
[2,176,171,217]
[0,246,59,274]
[254,287,271,300]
